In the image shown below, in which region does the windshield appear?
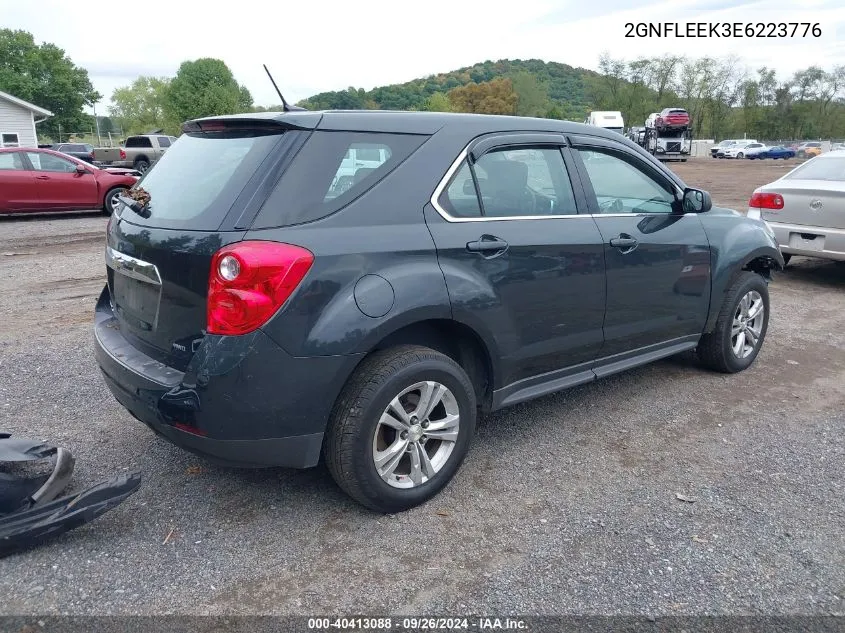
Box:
[123,128,283,230]
[784,157,845,181]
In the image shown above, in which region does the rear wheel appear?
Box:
[782,254,792,267]
[697,272,769,373]
[103,186,127,215]
[324,345,476,513]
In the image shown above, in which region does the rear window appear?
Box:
[784,157,845,181]
[253,131,427,228]
[126,137,153,148]
[120,127,285,230]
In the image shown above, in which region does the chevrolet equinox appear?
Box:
[94,111,784,512]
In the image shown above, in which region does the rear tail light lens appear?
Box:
[749,192,784,210]
[119,148,126,160]
[207,241,314,336]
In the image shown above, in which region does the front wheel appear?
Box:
[697,271,770,373]
[134,158,150,174]
[103,186,127,215]
[324,345,476,513]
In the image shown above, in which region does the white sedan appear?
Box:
[747,150,845,264]
[724,142,766,159]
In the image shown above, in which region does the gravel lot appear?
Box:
[1,159,843,616]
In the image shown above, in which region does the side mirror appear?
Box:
[75,164,87,174]
[682,187,712,213]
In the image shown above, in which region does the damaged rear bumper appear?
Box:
[93,288,358,469]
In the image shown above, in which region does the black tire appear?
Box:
[134,158,151,174]
[697,271,770,374]
[103,186,127,215]
[782,254,792,267]
[737,152,744,159]
[324,345,476,513]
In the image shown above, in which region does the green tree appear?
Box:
[0,29,101,141]
[165,58,252,123]
[424,91,452,112]
[109,76,172,134]
[511,71,550,117]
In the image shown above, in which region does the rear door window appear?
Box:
[253,131,428,228]
[0,152,25,170]
[436,147,578,218]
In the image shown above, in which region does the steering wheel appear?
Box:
[633,196,671,214]
[600,198,624,213]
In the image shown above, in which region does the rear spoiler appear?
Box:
[182,112,322,134]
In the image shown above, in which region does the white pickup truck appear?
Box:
[93,134,178,174]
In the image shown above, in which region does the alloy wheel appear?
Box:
[372,381,460,489]
[731,290,765,359]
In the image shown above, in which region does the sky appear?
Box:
[4,0,845,113]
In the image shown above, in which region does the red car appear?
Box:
[0,147,140,215]
[655,108,690,130]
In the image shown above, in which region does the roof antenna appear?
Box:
[263,64,306,112]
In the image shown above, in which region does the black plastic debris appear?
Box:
[0,432,142,557]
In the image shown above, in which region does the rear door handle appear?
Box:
[466,236,509,255]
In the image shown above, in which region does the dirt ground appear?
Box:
[1,157,843,617]
[670,157,799,210]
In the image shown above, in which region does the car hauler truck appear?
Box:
[643,108,692,162]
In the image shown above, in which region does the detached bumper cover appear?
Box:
[0,433,142,557]
[0,470,141,557]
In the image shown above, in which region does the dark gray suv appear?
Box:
[94,110,783,512]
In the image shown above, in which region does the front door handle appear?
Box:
[609,234,638,252]
[35,175,50,180]
[466,235,509,255]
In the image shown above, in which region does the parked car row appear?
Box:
[712,139,826,160]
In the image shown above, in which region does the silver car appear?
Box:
[748,150,845,264]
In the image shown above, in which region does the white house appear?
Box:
[0,90,53,148]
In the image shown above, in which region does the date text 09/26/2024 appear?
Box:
[307,617,528,630]
[625,22,822,38]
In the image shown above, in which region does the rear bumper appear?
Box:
[768,221,845,261]
[93,287,361,468]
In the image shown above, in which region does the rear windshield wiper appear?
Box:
[118,188,152,219]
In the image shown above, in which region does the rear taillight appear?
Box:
[749,192,784,210]
[207,241,314,336]
[119,148,126,160]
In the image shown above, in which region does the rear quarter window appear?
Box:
[252,131,428,228]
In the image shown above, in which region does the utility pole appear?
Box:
[93,102,102,146]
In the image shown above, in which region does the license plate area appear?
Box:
[106,247,163,331]
[789,232,824,251]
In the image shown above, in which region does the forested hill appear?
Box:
[294,59,601,120]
